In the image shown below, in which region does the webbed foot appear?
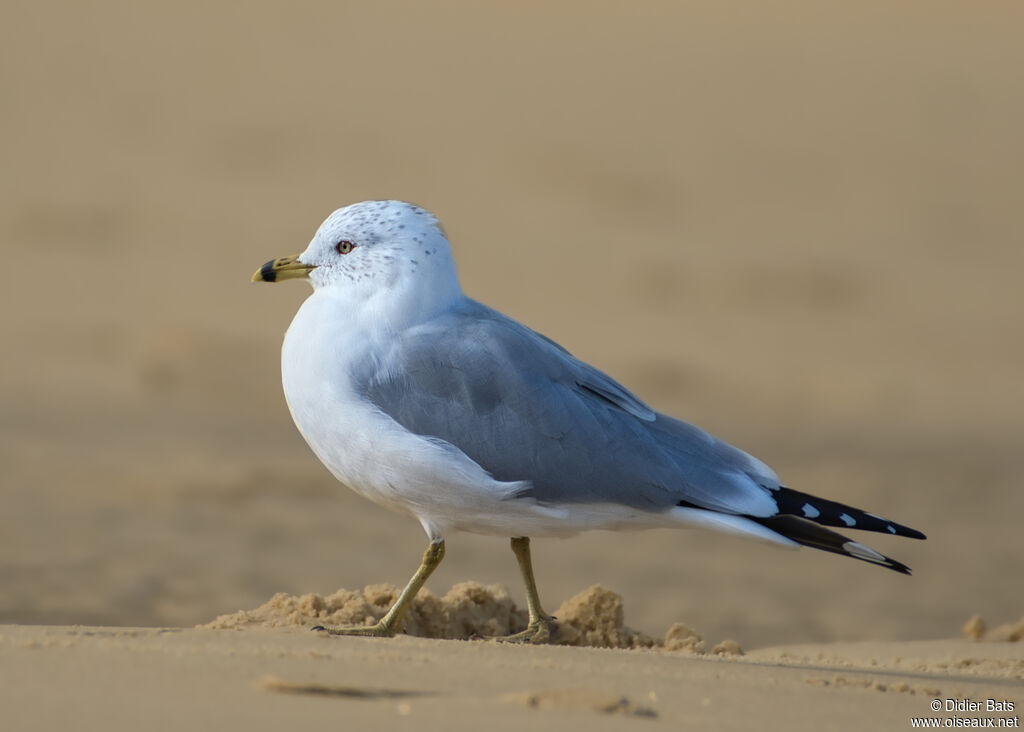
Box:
[311,621,397,638]
[496,615,558,645]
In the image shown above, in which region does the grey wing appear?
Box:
[357,299,780,516]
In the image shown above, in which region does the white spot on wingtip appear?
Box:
[887,525,897,534]
[839,513,856,527]
[801,503,820,519]
[842,541,886,563]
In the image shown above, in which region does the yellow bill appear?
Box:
[252,255,316,283]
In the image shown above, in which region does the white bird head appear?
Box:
[253,200,463,319]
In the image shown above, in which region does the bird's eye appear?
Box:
[336,240,356,255]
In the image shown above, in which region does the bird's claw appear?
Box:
[311,621,397,638]
[496,616,559,645]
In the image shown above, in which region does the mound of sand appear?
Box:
[201,582,738,653]
[962,614,1024,643]
[202,581,526,639]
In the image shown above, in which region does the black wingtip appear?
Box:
[750,515,915,575]
[886,559,913,576]
[769,486,926,541]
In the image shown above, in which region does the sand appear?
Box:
[3,586,1023,728]
[204,583,672,649]
[2,0,1023,728]
[2,617,1021,731]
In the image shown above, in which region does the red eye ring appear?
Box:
[336,240,356,255]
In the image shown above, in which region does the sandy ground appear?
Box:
[2,0,1023,728]
[2,623,1021,731]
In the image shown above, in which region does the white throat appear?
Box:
[309,248,463,334]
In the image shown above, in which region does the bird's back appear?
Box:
[356,298,781,518]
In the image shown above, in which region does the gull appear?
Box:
[253,200,925,643]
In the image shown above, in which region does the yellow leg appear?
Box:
[314,540,445,637]
[500,536,558,644]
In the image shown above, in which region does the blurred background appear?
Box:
[1,1,1021,647]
